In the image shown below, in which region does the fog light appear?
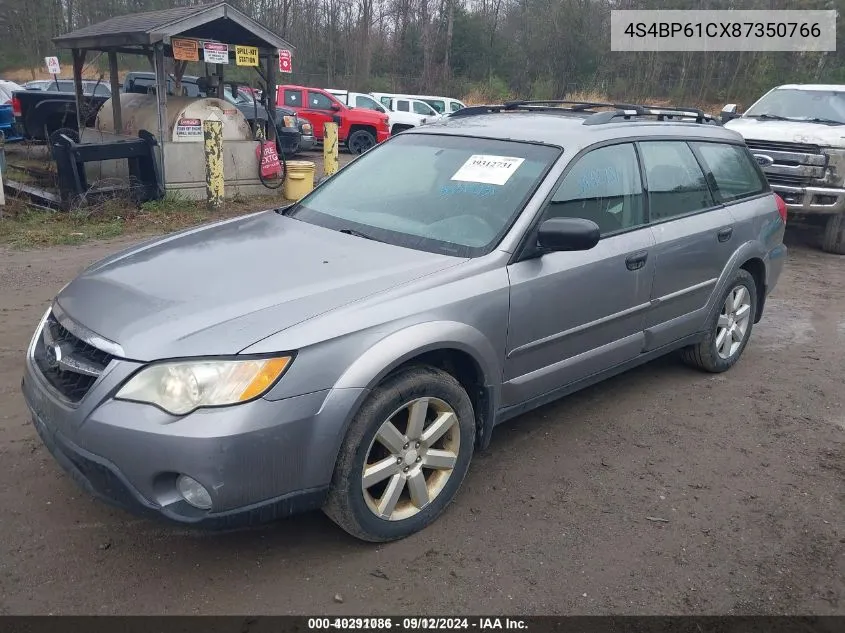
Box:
[176,475,212,510]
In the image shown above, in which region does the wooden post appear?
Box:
[71,49,87,136]
[108,50,122,135]
[203,114,224,209]
[153,43,168,185]
[323,122,339,178]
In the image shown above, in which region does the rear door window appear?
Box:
[396,100,410,112]
[691,142,768,202]
[283,89,302,107]
[638,141,715,222]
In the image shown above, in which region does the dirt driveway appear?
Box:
[0,228,842,615]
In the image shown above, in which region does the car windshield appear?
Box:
[745,88,845,124]
[285,134,560,257]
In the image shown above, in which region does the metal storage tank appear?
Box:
[82,93,268,199]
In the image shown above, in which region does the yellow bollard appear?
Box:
[203,116,224,209]
[323,122,339,178]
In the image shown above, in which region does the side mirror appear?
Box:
[330,103,341,111]
[537,218,600,252]
[721,103,740,123]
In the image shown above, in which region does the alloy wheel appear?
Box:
[362,397,460,521]
[716,285,752,359]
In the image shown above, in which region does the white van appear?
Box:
[371,92,466,115]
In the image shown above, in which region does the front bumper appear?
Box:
[771,183,845,216]
[22,350,365,528]
[298,134,316,152]
[377,129,390,143]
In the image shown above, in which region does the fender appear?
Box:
[703,239,768,327]
[333,320,502,449]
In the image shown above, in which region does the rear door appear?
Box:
[503,142,656,407]
[639,140,738,350]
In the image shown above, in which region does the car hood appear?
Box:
[55,211,463,361]
[725,117,845,147]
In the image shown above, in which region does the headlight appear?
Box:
[115,356,292,415]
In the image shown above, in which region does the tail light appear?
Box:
[11,96,21,117]
[774,193,788,224]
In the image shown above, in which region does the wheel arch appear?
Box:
[739,256,767,324]
[333,321,501,450]
[706,241,768,327]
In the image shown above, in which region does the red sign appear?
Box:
[278,49,292,73]
[256,142,282,179]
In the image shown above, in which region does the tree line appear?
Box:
[1,0,843,107]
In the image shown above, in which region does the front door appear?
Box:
[303,90,339,141]
[503,142,656,407]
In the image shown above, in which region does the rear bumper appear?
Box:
[771,184,845,215]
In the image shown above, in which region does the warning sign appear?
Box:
[278,49,292,73]
[44,56,61,75]
[235,45,259,66]
[172,38,199,62]
[175,117,202,138]
[203,42,229,64]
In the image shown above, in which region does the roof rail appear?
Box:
[448,99,720,125]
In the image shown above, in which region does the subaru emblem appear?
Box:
[754,154,774,167]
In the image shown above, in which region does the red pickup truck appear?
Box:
[277,85,390,154]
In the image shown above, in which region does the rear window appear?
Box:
[692,142,768,202]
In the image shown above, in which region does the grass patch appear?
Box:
[0,192,287,249]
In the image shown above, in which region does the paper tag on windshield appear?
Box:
[451,155,525,186]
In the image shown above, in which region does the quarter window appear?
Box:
[692,142,768,202]
[639,141,714,221]
[546,143,646,235]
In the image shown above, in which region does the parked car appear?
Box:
[11,80,110,142]
[22,79,112,96]
[721,84,845,254]
[325,88,435,135]
[122,72,312,155]
[21,100,786,542]
[0,80,25,141]
[371,92,466,115]
[277,84,390,154]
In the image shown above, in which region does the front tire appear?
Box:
[822,211,845,255]
[323,366,475,542]
[681,269,758,373]
[346,129,377,155]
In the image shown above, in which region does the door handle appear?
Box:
[625,251,648,271]
[717,226,734,242]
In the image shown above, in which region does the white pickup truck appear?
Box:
[722,84,845,254]
[325,89,435,135]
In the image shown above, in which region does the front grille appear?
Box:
[745,139,822,155]
[766,174,809,187]
[32,312,114,403]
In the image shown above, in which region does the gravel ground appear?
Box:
[0,226,842,615]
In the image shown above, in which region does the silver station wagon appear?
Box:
[22,100,787,542]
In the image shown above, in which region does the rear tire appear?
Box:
[681,269,757,373]
[323,366,475,542]
[822,211,845,255]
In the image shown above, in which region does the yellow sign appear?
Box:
[235,45,259,67]
[172,38,199,61]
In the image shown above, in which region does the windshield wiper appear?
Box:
[752,113,791,121]
[804,117,845,126]
[338,228,385,243]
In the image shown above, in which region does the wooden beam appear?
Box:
[153,43,168,184]
[108,51,123,134]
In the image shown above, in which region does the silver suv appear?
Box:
[22,100,788,542]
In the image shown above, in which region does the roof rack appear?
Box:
[448,99,720,125]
